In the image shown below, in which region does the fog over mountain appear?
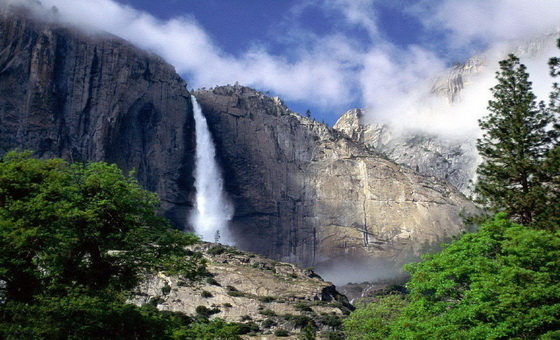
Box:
[8,0,560,132]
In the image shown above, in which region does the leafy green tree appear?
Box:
[344,214,560,339]
[0,290,193,339]
[343,294,407,340]
[179,318,242,339]
[0,151,206,338]
[397,214,560,339]
[475,54,556,226]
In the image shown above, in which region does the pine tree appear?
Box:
[542,39,560,229]
[475,54,555,226]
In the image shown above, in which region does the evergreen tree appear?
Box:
[543,39,560,228]
[475,54,556,226]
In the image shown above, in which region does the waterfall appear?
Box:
[189,95,234,245]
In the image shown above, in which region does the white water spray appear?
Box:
[190,95,234,245]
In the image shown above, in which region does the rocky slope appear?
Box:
[334,108,479,194]
[194,85,478,278]
[131,243,352,338]
[0,4,196,226]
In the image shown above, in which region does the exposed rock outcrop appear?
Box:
[194,85,478,277]
[131,243,352,337]
[0,5,196,226]
[334,109,479,195]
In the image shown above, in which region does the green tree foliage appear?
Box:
[344,214,560,339]
[176,318,242,339]
[0,151,210,338]
[1,291,193,339]
[544,39,560,228]
[0,151,205,302]
[343,294,407,340]
[475,54,557,227]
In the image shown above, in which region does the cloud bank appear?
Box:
[12,0,560,133]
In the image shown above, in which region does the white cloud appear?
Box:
[417,0,560,50]
[10,0,560,132]
[322,0,379,38]
[28,0,359,110]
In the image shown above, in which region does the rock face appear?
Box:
[430,56,485,103]
[194,85,478,277]
[333,109,479,195]
[0,5,196,226]
[131,243,352,336]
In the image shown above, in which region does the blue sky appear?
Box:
[29,0,560,126]
[110,0,433,122]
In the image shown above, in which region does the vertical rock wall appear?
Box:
[194,85,479,269]
[0,9,196,226]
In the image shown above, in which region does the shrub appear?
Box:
[259,309,277,317]
[201,290,213,298]
[206,277,220,286]
[284,314,314,328]
[207,245,227,255]
[274,328,289,337]
[294,302,312,312]
[227,291,245,297]
[318,314,342,328]
[258,296,276,303]
[235,322,259,334]
[195,305,220,318]
[261,318,276,328]
[161,284,172,295]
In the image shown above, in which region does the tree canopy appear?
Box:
[344,214,560,339]
[0,151,210,338]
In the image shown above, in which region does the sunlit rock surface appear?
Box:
[334,109,479,195]
[131,243,352,336]
[194,85,478,275]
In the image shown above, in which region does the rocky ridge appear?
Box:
[131,242,351,337]
[333,108,479,195]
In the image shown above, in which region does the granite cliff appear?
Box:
[194,86,478,278]
[334,108,479,195]
[0,4,196,226]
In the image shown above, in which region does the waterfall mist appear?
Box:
[190,95,234,245]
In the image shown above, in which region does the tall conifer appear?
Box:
[476,54,555,226]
